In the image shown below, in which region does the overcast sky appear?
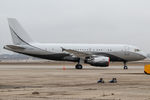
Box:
[0,0,150,54]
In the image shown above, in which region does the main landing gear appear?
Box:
[123,61,128,69]
[75,59,83,69]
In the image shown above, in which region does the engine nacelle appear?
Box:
[85,56,110,67]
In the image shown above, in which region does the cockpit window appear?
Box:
[135,49,140,52]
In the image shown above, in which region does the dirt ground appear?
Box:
[0,64,149,100]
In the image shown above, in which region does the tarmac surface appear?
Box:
[0,64,149,100]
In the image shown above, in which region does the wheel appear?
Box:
[124,66,128,69]
[75,64,83,69]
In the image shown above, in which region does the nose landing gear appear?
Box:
[123,61,128,69]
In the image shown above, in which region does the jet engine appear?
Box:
[85,56,110,67]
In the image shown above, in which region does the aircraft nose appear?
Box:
[140,52,147,59]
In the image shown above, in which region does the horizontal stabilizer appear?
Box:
[4,45,25,50]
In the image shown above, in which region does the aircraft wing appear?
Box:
[61,47,91,59]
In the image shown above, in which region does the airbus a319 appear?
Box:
[4,18,147,69]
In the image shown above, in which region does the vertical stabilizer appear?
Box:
[8,18,33,45]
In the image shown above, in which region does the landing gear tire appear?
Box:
[124,66,128,69]
[75,64,83,69]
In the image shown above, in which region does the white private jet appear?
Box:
[4,18,147,69]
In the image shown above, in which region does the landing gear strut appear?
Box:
[75,59,83,69]
[123,61,128,69]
